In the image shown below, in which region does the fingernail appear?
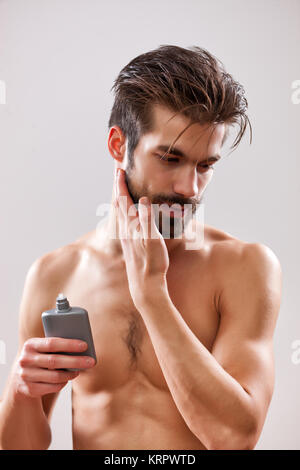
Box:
[140,197,149,207]
[86,357,95,366]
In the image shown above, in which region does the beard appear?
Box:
[125,168,204,240]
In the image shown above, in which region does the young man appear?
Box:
[0,45,282,450]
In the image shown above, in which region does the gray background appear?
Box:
[0,0,299,450]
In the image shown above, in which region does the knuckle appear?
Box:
[47,354,57,369]
[19,383,30,397]
[45,337,54,350]
[19,352,29,367]
[19,367,27,381]
[23,338,33,351]
[15,381,25,396]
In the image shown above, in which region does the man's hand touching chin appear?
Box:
[114,168,170,309]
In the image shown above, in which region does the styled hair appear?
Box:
[108,44,252,169]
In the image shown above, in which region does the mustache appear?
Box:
[125,174,202,210]
[151,197,201,210]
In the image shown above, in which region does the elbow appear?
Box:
[202,420,259,451]
[207,424,257,450]
[32,427,52,450]
[207,433,257,450]
[38,432,52,451]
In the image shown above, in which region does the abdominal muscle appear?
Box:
[71,374,206,450]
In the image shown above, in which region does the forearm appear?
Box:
[137,282,256,450]
[0,374,51,450]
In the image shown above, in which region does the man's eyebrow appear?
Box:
[155,145,221,163]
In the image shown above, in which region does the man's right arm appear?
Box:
[0,249,95,450]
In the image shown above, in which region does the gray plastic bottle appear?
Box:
[41,293,97,371]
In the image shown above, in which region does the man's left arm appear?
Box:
[135,243,282,450]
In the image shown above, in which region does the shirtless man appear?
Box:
[0,45,282,450]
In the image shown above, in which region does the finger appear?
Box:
[32,353,96,370]
[26,337,88,354]
[118,195,141,242]
[138,197,150,240]
[20,367,79,384]
[139,197,161,241]
[18,381,68,398]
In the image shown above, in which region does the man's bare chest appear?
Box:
[65,250,220,393]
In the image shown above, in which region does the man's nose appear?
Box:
[172,167,199,199]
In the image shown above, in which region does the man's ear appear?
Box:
[107,125,126,163]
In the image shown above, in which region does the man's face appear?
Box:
[123,104,226,239]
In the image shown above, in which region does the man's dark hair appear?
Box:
[108,44,252,170]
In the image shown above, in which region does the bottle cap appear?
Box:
[56,292,71,312]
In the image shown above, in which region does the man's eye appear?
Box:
[199,164,215,171]
[157,155,215,170]
[157,154,178,162]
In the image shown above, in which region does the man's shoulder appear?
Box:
[204,226,282,327]
[205,224,279,259]
[28,235,92,287]
[204,225,282,280]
